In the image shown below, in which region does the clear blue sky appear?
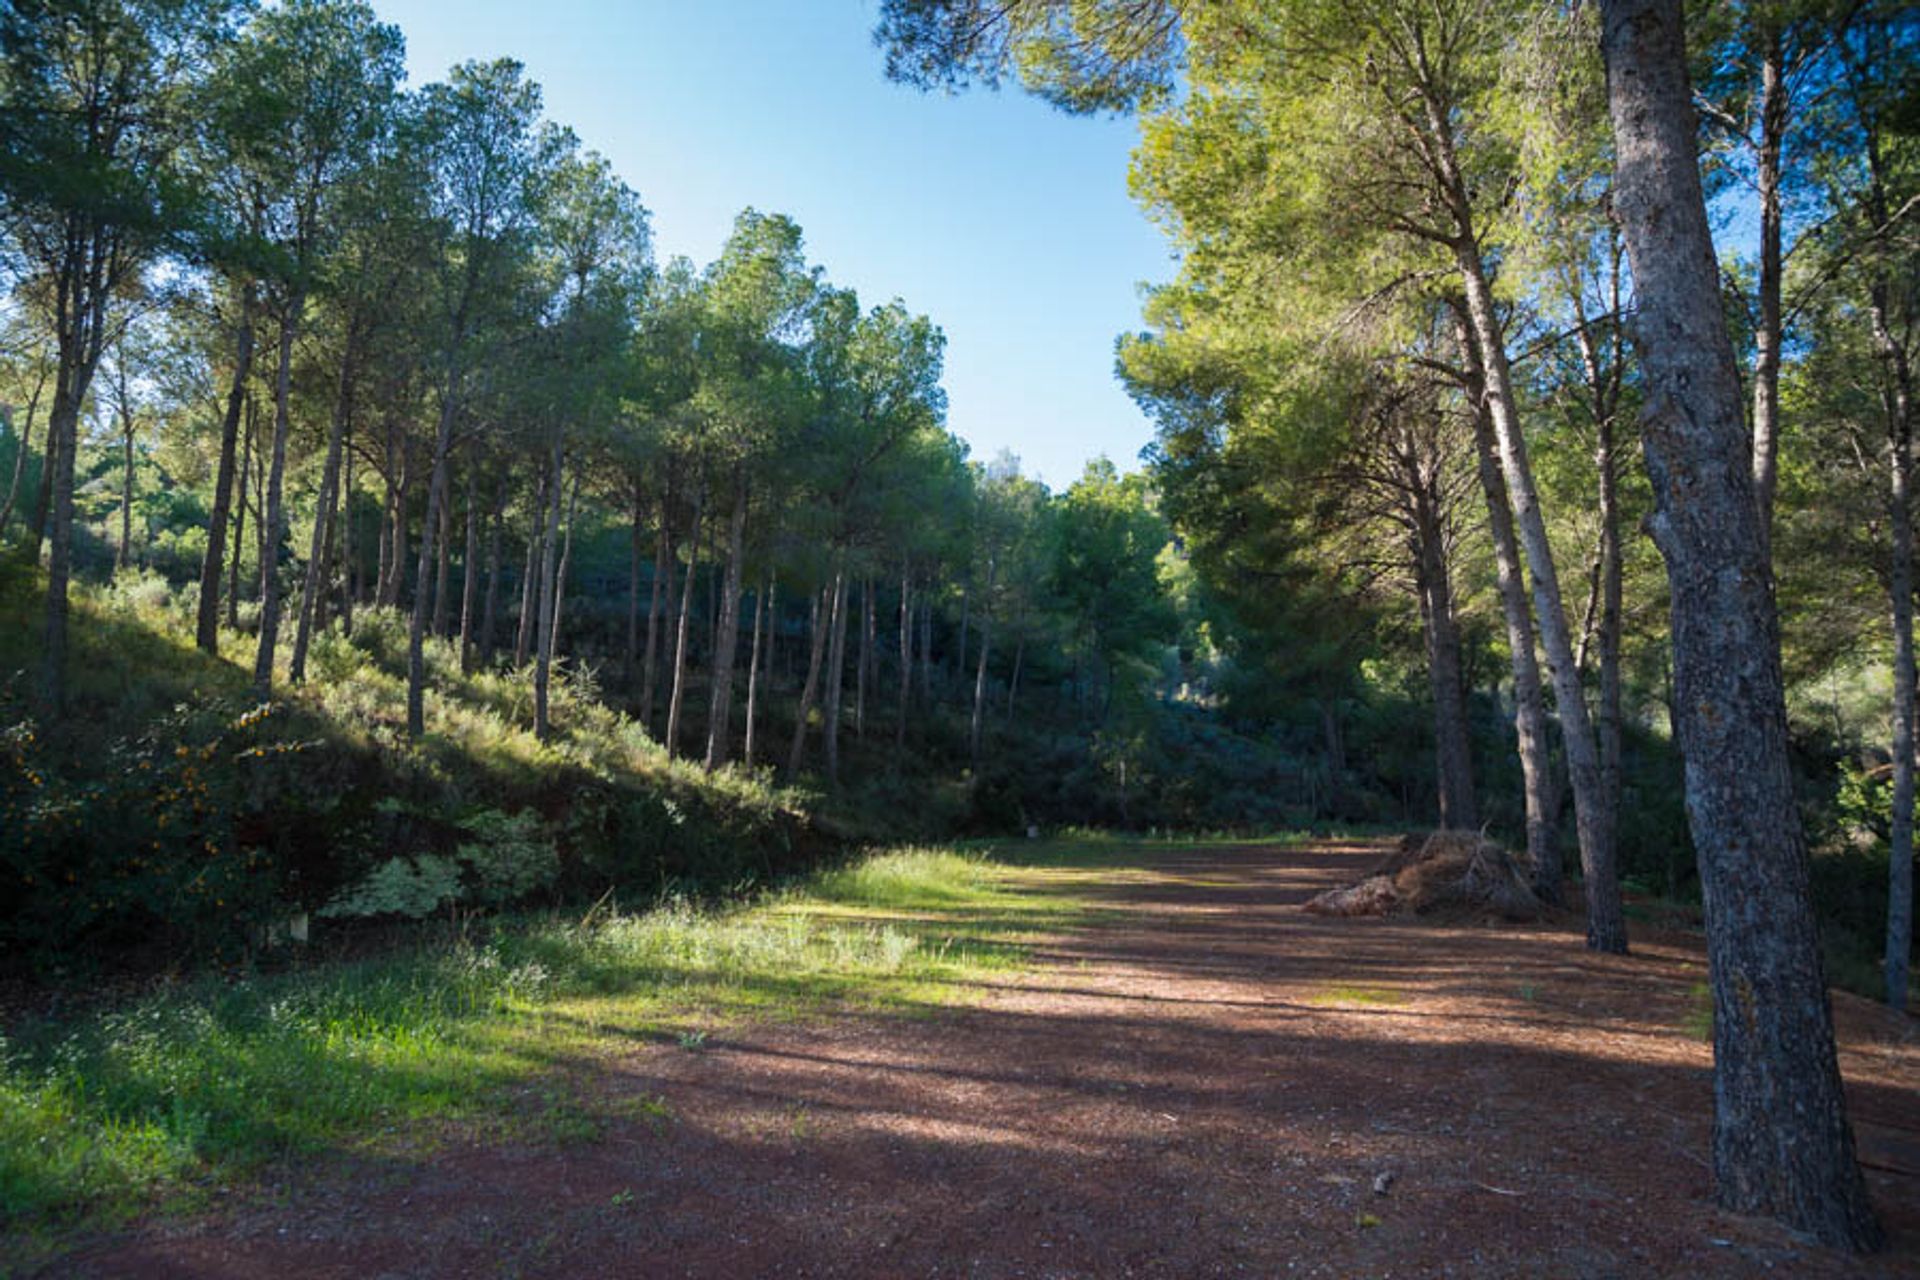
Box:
[369,0,1174,491]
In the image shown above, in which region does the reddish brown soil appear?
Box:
[39,840,1920,1278]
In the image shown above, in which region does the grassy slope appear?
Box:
[0,841,1124,1244]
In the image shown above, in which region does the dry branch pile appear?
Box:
[1305,831,1542,922]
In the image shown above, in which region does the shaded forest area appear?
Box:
[0,0,1915,1254]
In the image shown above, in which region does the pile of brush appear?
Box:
[1304,830,1543,922]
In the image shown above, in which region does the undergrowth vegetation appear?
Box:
[0,843,1081,1234]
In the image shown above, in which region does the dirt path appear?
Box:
[45,840,1920,1278]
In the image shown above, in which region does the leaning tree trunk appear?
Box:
[254,293,305,698]
[821,564,852,786]
[1456,309,1559,899]
[533,443,565,742]
[788,581,831,777]
[1451,228,1623,950]
[1600,0,1882,1249]
[0,364,48,538]
[515,465,547,667]
[665,484,704,757]
[969,562,997,766]
[704,468,750,771]
[407,365,461,737]
[548,472,580,658]
[291,330,357,685]
[196,287,256,655]
[744,574,769,770]
[230,402,253,628]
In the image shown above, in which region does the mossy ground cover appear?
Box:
[0,841,1116,1246]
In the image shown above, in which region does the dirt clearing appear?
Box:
[34,839,1920,1278]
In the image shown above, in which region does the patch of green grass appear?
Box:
[1682,981,1714,1041]
[1308,985,1409,1008]
[0,840,1092,1236]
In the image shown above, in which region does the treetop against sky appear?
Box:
[369,0,1171,491]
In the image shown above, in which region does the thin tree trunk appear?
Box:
[39,378,81,711]
[116,394,134,573]
[704,467,750,771]
[479,479,504,669]
[918,593,933,704]
[407,369,459,737]
[624,481,643,687]
[896,561,912,759]
[1454,236,1622,950]
[197,288,255,654]
[666,482,704,757]
[970,566,996,765]
[254,293,304,697]
[1455,307,1559,900]
[1750,24,1787,549]
[856,578,872,738]
[789,581,830,776]
[0,360,48,538]
[431,481,453,640]
[341,428,357,632]
[458,468,480,671]
[291,330,357,685]
[230,400,252,629]
[515,465,546,667]
[822,564,851,786]
[744,573,769,770]
[548,471,580,658]
[534,442,564,741]
[1600,0,1881,1248]
[640,486,672,729]
[1414,487,1476,829]
[1885,361,1914,1013]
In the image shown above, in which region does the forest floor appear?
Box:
[26,837,1920,1278]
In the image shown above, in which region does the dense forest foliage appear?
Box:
[0,0,1910,995]
[0,0,1913,1253]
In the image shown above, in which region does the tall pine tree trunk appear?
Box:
[1413,484,1476,829]
[534,444,565,742]
[230,401,254,629]
[744,573,769,770]
[0,362,48,539]
[196,288,255,655]
[1453,235,1622,950]
[789,581,830,776]
[254,294,305,698]
[291,331,357,685]
[666,483,704,757]
[704,468,750,771]
[548,472,579,658]
[641,487,672,729]
[1601,0,1881,1247]
[458,469,480,671]
[821,565,851,786]
[1455,308,1559,898]
[1750,23,1787,548]
[479,481,504,669]
[515,466,546,667]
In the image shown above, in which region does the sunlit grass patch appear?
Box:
[0,840,1090,1236]
[1306,985,1409,1008]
